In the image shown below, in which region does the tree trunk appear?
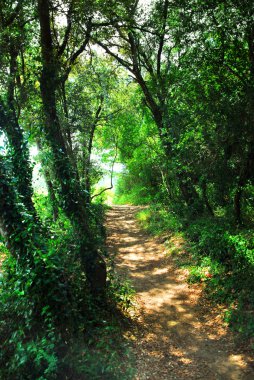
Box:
[37,0,106,293]
[201,181,214,216]
[234,144,254,225]
[84,100,103,204]
[0,104,35,214]
[234,187,242,225]
[0,157,36,265]
[36,140,59,222]
[0,42,35,215]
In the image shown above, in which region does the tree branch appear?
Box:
[157,0,169,77]
[224,63,247,85]
[68,20,92,66]
[4,0,23,27]
[94,39,134,72]
[57,3,73,57]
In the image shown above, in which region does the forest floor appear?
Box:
[106,205,254,380]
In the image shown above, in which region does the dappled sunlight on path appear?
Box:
[106,206,254,380]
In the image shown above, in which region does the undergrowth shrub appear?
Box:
[0,195,135,379]
[186,219,254,338]
[137,205,182,234]
[113,173,152,205]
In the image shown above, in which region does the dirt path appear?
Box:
[106,205,254,380]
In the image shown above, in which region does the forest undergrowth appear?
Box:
[0,196,135,380]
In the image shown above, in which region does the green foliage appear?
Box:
[107,274,136,312]
[33,193,56,223]
[0,265,59,379]
[114,172,153,205]
[2,323,58,380]
[0,186,135,379]
[186,218,230,260]
[136,206,182,235]
[66,327,135,380]
[185,220,254,336]
[187,257,223,284]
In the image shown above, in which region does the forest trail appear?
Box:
[106,206,254,380]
